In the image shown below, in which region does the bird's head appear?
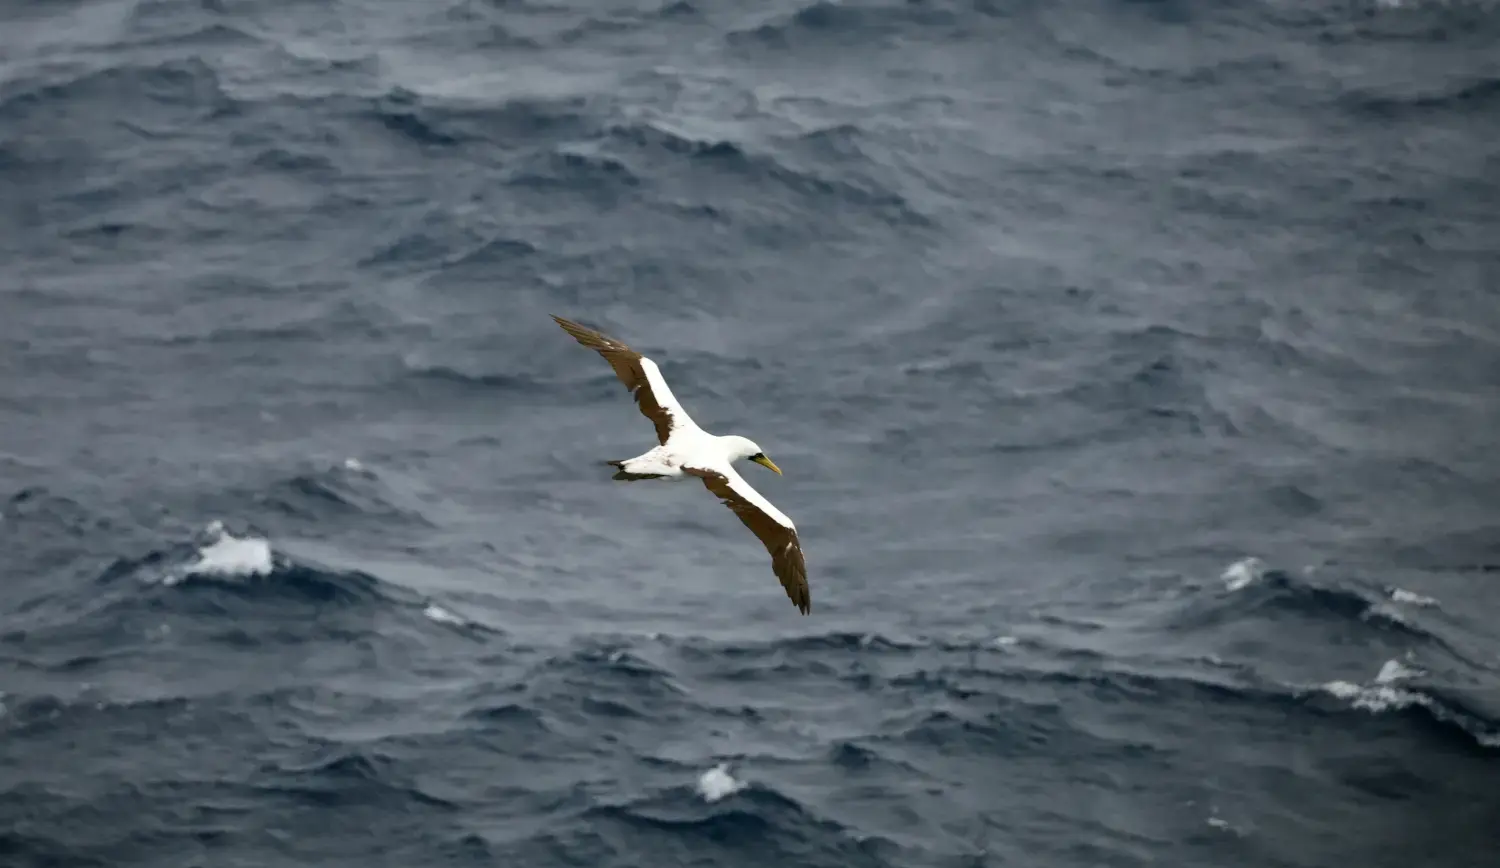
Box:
[723,435,782,475]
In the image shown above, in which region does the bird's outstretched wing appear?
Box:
[683,466,810,615]
[551,315,698,445]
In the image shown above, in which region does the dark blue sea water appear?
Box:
[3,0,1499,865]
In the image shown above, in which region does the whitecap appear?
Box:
[1349,685,1430,713]
[189,534,272,577]
[696,762,744,803]
[1221,557,1266,591]
[166,524,273,585]
[1375,658,1423,684]
[423,604,467,626]
[1388,588,1438,607]
[1322,660,1431,713]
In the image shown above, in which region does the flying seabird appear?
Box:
[550,314,810,615]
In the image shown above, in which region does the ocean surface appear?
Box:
[3,0,1498,865]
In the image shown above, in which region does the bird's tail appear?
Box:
[604,459,664,481]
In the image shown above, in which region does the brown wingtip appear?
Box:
[551,314,624,350]
[785,561,811,615]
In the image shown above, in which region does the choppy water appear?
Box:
[3,1,1498,866]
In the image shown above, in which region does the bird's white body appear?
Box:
[612,360,795,530]
[551,314,810,614]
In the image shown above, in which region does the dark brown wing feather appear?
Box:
[551,314,675,445]
[684,467,810,615]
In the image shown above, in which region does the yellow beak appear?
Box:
[751,455,782,475]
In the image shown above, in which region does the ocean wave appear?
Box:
[259,744,461,811]
[583,781,895,862]
[123,0,259,42]
[0,830,91,868]
[461,699,552,730]
[367,90,463,147]
[42,520,498,651]
[878,658,1500,755]
[662,624,1500,754]
[434,235,541,269]
[895,321,1243,445]
[0,487,173,617]
[549,0,706,45]
[415,3,546,51]
[1163,558,1467,656]
[726,0,966,48]
[355,209,496,271]
[400,357,546,393]
[1308,669,1500,752]
[1344,75,1500,119]
[249,145,336,173]
[534,644,688,695]
[126,20,265,52]
[0,691,193,741]
[715,630,924,657]
[604,120,746,161]
[507,144,643,193]
[0,56,231,126]
[3,485,107,543]
[259,462,437,529]
[360,86,593,150]
[601,119,930,227]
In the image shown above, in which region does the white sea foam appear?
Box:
[1376,658,1423,684]
[1221,557,1266,591]
[423,604,466,626]
[1388,588,1438,607]
[1323,680,1430,713]
[165,523,274,585]
[193,534,273,576]
[696,763,745,803]
[1323,659,1429,713]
